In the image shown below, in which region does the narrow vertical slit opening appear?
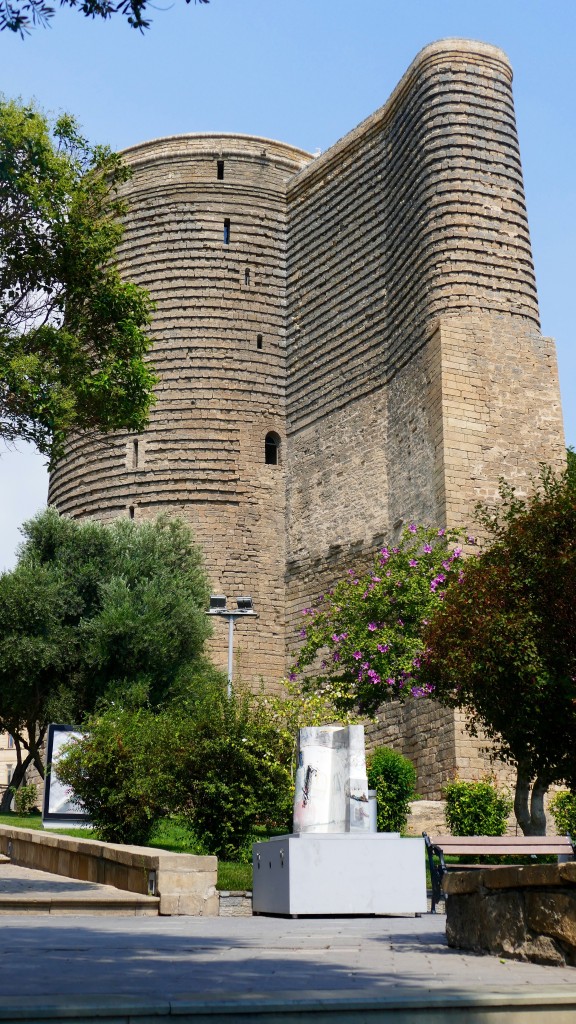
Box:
[265,432,280,465]
[132,439,139,469]
[223,218,231,244]
[244,267,250,286]
[217,160,224,180]
[257,334,263,350]
[129,506,135,520]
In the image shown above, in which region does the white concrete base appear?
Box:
[252,833,427,916]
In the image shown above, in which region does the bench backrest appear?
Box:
[425,834,574,857]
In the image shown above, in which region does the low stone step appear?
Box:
[0,892,159,915]
[0,855,10,864]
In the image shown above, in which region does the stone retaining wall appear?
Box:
[0,826,218,917]
[444,863,576,966]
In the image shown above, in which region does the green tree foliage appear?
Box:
[0,99,156,462]
[366,746,416,834]
[1,0,207,35]
[548,791,576,840]
[57,682,293,854]
[291,524,467,715]
[420,468,576,835]
[443,779,512,837]
[0,508,211,810]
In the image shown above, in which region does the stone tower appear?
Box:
[49,40,566,795]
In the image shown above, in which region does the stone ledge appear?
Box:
[445,865,576,966]
[219,890,253,918]
[0,825,217,917]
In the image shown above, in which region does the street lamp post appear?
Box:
[207,595,258,698]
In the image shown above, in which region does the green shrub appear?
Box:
[549,791,576,838]
[11,783,38,815]
[366,746,417,833]
[443,778,512,836]
[180,688,293,859]
[57,678,293,856]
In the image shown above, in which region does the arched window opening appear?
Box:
[128,505,135,520]
[265,432,281,466]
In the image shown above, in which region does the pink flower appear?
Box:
[437,528,445,537]
[299,628,307,638]
[409,558,418,567]
[408,524,417,533]
[353,651,362,660]
[423,543,432,554]
[368,622,377,631]
[377,643,390,653]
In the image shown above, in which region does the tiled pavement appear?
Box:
[0,861,575,1021]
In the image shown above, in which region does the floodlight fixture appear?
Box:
[206,593,259,697]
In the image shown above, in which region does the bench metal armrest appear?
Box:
[423,832,445,914]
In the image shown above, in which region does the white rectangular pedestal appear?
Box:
[252,833,427,916]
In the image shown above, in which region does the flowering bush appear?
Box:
[291,524,467,715]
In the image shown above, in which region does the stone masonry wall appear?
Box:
[285,40,565,794]
[48,41,567,790]
[49,136,311,684]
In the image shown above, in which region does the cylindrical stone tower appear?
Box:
[49,134,312,684]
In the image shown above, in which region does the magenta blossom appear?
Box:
[408,524,417,533]
[368,622,377,631]
[423,543,432,554]
[409,558,418,567]
[377,643,390,653]
[353,650,362,660]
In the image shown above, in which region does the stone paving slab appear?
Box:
[0,862,575,1021]
[0,912,574,1001]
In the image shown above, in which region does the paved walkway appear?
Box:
[0,862,575,1022]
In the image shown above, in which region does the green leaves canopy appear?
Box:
[0,99,156,464]
[0,509,213,794]
[291,524,467,716]
[420,470,576,792]
[1,0,208,35]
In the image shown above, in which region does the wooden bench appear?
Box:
[423,832,575,913]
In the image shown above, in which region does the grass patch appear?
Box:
[0,811,98,839]
[217,861,252,891]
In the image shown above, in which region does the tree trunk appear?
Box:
[0,750,34,813]
[514,764,549,835]
[529,776,549,836]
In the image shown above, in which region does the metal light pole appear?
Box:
[207,595,258,698]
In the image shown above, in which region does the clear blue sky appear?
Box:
[1,0,574,568]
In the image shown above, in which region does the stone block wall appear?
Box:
[445,863,576,966]
[49,135,311,685]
